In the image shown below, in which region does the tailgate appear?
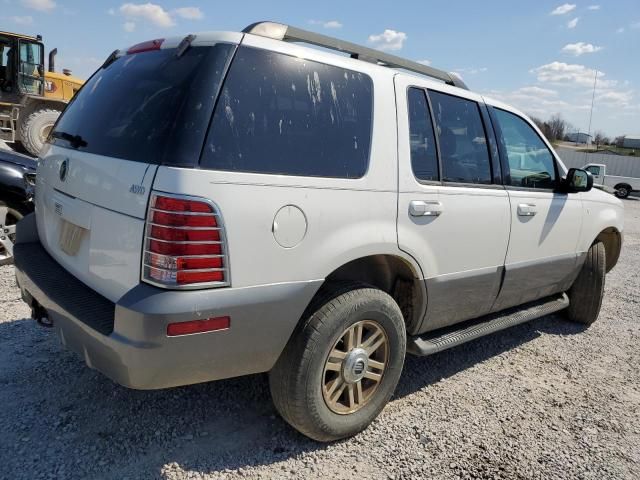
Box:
[36,146,156,302]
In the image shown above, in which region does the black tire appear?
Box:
[19,108,60,157]
[269,282,406,442]
[565,241,606,325]
[614,185,631,199]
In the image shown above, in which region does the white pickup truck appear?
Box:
[584,163,640,199]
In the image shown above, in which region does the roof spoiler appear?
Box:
[242,21,469,90]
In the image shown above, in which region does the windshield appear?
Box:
[51,44,235,166]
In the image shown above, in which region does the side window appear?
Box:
[201,47,373,178]
[407,88,438,181]
[585,165,600,176]
[493,108,557,189]
[428,90,492,185]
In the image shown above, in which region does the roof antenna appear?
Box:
[586,68,598,159]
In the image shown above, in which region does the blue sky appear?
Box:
[2,0,639,137]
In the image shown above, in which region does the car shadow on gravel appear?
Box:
[395,312,587,398]
[0,312,588,479]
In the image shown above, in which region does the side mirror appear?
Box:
[564,168,593,193]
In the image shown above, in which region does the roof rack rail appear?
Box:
[242,21,469,90]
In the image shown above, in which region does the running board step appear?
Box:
[407,293,569,356]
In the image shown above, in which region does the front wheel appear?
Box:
[269,283,406,442]
[565,242,606,325]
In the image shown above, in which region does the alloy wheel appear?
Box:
[322,320,389,414]
[0,205,22,266]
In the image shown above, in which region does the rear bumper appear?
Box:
[14,214,322,390]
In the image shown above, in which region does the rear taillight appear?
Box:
[142,192,229,289]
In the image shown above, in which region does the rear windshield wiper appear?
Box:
[51,131,88,149]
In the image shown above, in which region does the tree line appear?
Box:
[528,114,616,149]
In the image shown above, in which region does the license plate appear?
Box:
[59,219,86,256]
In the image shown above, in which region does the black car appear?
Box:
[0,147,35,264]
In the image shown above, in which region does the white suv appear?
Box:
[14,22,623,442]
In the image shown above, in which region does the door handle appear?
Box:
[517,203,537,216]
[409,200,442,217]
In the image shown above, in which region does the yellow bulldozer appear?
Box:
[0,30,84,157]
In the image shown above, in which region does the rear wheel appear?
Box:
[0,201,23,266]
[19,108,60,157]
[565,242,606,325]
[614,185,631,199]
[269,283,406,441]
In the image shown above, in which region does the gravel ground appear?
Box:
[1,201,639,480]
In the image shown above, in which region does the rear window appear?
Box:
[428,90,492,185]
[200,46,373,178]
[51,44,235,166]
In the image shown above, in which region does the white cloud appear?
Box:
[417,59,431,66]
[597,90,633,107]
[587,5,600,10]
[483,88,571,117]
[323,20,343,29]
[108,8,115,15]
[617,27,625,33]
[10,15,33,25]
[368,29,407,51]
[517,86,559,97]
[550,3,576,15]
[531,61,613,88]
[308,20,343,29]
[454,67,488,75]
[119,3,174,27]
[567,17,579,28]
[561,42,603,56]
[21,0,55,12]
[632,21,640,29]
[123,21,136,32]
[174,7,203,20]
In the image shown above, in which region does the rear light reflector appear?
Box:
[152,210,217,227]
[142,193,229,289]
[148,240,222,256]
[146,253,223,270]
[127,38,164,54]
[150,225,220,242]
[176,270,225,284]
[154,196,213,213]
[167,316,230,336]
[177,257,223,270]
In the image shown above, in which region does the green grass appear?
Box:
[578,146,637,156]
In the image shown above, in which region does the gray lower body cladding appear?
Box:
[14,215,322,390]
[419,253,586,334]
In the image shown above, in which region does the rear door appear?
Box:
[35,37,239,302]
[489,106,583,311]
[395,77,511,331]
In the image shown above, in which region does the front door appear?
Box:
[585,164,604,186]
[395,77,511,332]
[489,107,583,311]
